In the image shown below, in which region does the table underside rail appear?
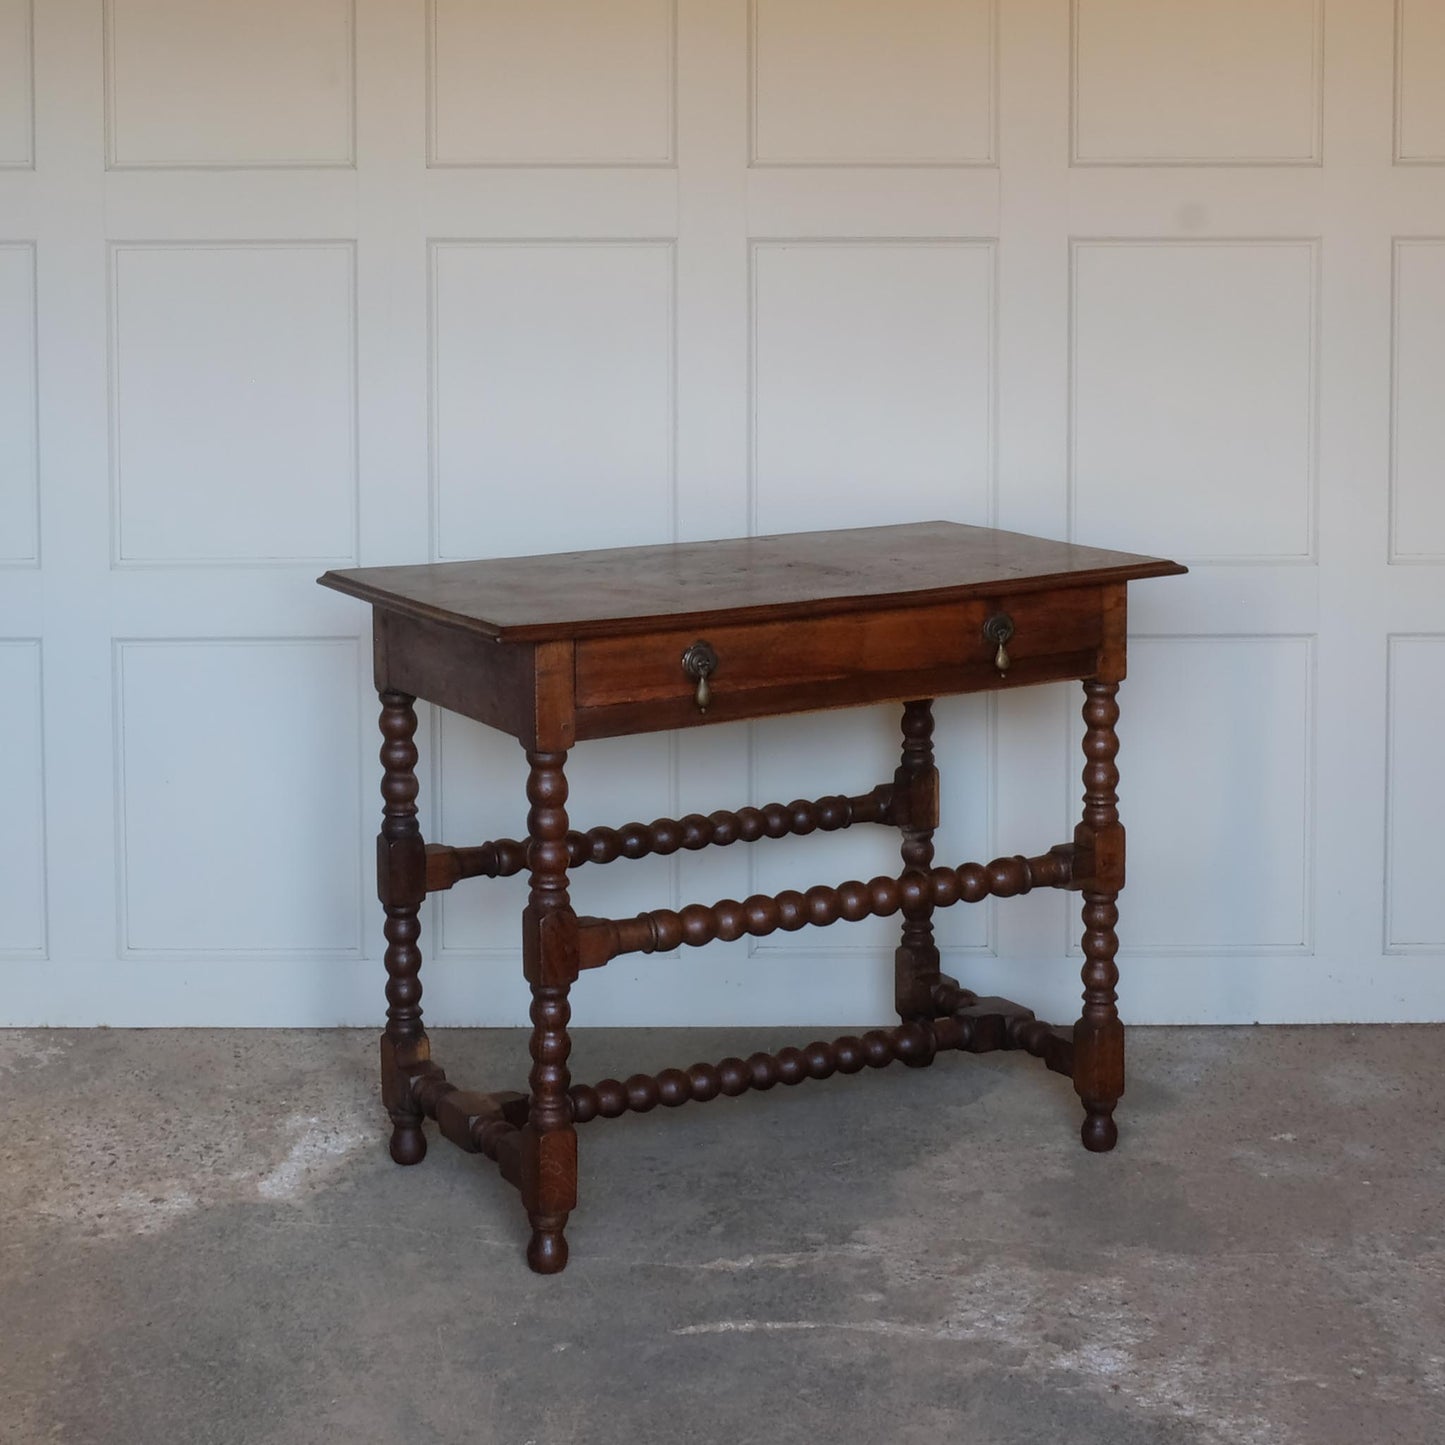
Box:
[423,783,897,894]
[575,842,1080,966]
[397,803,1088,1197]
[371,680,1135,1270]
[400,988,1074,1187]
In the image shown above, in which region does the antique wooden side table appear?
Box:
[319,521,1185,1274]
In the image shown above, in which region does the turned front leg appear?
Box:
[894,699,943,1024]
[377,690,430,1166]
[1074,679,1124,1152]
[521,749,578,1274]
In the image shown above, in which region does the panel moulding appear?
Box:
[426,0,678,168]
[1384,633,1445,952]
[748,0,998,168]
[1064,633,1318,958]
[1069,0,1325,167]
[107,240,361,568]
[1067,237,1320,566]
[1388,238,1445,564]
[0,240,39,566]
[103,0,357,170]
[1394,0,1445,166]
[0,637,47,958]
[112,636,367,959]
[426,237,678,564]
[746,237,999,540]
[0,0,35,170]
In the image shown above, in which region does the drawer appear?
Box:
[574,587,1105,712]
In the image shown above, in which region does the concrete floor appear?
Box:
[1,1026,1441,1445]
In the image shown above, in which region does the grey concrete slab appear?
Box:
[1,1026,1441,1444]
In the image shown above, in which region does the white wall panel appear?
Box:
[430,240,675,559]
[429,0,674,166]
[115,639,362,956]
[1116,637,1313,953]
[12,1,1445,1026]
[1386,636,1445,949]
[1396,0,1445,164]
[0,243,38,563]
[434,714,676,956]
[752,241,993,534]
[1391,240,1445,560]
[0,640,45,955]
[105,0,354,168]
[751,696,991,956]
[110,243,357,565]
[1073,0,1322,164]
[0,0,32,167]
[1071,241,1316,562]
[751,0,994,166]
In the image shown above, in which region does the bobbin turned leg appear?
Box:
[1074,679,1124,1153]
[894,700,944,1026]
[377,690,430,1166]
[521,749,579,1274]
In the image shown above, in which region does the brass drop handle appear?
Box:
[681,640,719,713]
[983,613,1014,674]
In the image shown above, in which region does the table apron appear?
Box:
[372,585,1124,747]
[573,650,1101,738]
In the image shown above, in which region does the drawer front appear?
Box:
[574,588,1105,715]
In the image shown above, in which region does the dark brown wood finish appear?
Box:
[568,995,1073,1123]
[422,783,896,892]
[572,589,1105,707]
[519,748,577,1274]
[376,691,430,1167]
[321,520,1185,642]
[894,699,941,1023]
[578,844,1076,960]
[321,521,1184,1273]
[1075,679,1126,1151]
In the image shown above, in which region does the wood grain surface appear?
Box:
[319,520,1186,642]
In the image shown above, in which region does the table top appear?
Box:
[319,521,1186,643]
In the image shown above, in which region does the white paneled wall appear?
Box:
[2,0,1442,1025]
[1072,0,1323,165]
[751,0,995,165]
[1116,638,1315,954]
[430,240,676,557]
[1385,636,1445,952]
[114,638,363,955]
[1392,240,1445,559]
[429,0,675,166]
[0,242,37,561]
[1071,240,1318,561]
[1396,0,1445,164]
[105,0,355,168]
[0,640,46,957]
[752,240,995,533]
[0,0,32,168]
[110,242,358,564]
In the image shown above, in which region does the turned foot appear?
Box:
[389,1118,428,1166]
[1080,1103,1119,1153]
[527,1215,569,1273]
